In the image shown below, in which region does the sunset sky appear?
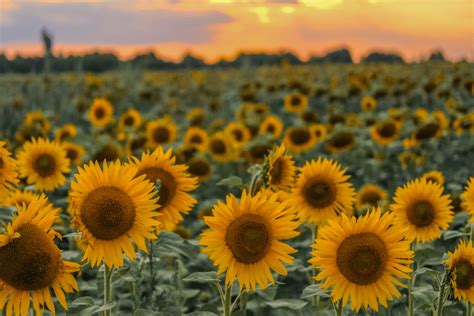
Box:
[0,0,472,62]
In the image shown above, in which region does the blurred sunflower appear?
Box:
[0,198,79,316]
[70,160,160,268]
[453,113,474,135]
[126,135,148,157]
[184,127,209,152]
[462,177,474,220]
[283,127,316,154]
[88,97,113,127]
[259,115,284,138]
[17,138,70,191]
[360,96,377,112]
[2,189,39,208]
[118,108,142,129]
[200,191,299,291]
[310,208,413,312]
[129,147,198,230]
[61,142,86,165]
[300,110,319,124]
[187,157,213,182]
[186,108,206,126]
[92,143,122,162]
[309,124,327,142]
[421,170,445,186]
[24,111,51,134]
[0,141,18,200]
[288,158,355,224]
[446,240,474,303]
[284,93,308,113]
[208,132,236,163]
[55,124,77,143]
[370,119,401,145]
[146,118,178,148]
[224,122,252,147]
[413,108,430,125]
[356,184,388,210]
[244,142,273,164]
[263,144,296,192]
[391,178,453,243]
[325,131,356,154]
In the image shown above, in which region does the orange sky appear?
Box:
[1,0,473,62]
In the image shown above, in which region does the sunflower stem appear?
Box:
[223,285,232,316]
[435,268,448,316]
[408,242,416,316]
[103,264,113,316]
[467,302,472,316]
[335,299,343,316]
[310,224,319,307]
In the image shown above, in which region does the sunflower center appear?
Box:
[266,124,276,134]
[124,116,135,126]
[152,126,170,144]
[225,214,271,264]
[232,130,244,142]
[336,232,388,285]
[330,132,354,148]
[290,96,301,106]
[0,157,4,169]
[415,122,439,140]
[0,223,60,290]
[80,186,136,240]
[33,153,56,177]
[361,191,382,206]
[94,107,105,119]
[93,145,120,162]
[303,179,335,208]
[425,176,439,185]
[270,158,284,185]
[66,148,78,161]
[455,260,474,290]
[189,134,203,144]
[188,159,211,177]
[376,122,397,138]
[290,128,310,145]
[137,167,176,209]
[210,139,226,155]
[407,201,435,227]
[249,144,271,161]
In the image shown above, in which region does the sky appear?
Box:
[0,0,472,62]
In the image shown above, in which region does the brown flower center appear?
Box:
[94,107,106,119]
[270,158,285,185]
[188,159,211,177]
[303,178,336,208]
[80,186,136,240]
[328,132,355,149]
[454,260,474,290]
[249,144,272,162]
[232,129,244,142]
[415,122,440,140]
[33,153,57,177]
[360,191,382,207]
[124,116,135,126]
[266,124,276,134]
[66,148,79,162]
[407,201,435,227]
[152,126,171,144]
[189,134,203,144]
[137,167,176,209]
[376,122,397,138]
[337,232,388,285]
[210,139,226,155]
[290,95,301,106]
[0,223,60,290]
[225,214,271,264]
[289,128,311,145]
[93,145,120,162]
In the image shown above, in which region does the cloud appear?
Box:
[0,2,233,44]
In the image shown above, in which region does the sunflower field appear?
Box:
[0,62,473,316]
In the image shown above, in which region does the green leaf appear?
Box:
[217,176,243,188]
[70,296,96,307]
[300,284,330,299]
[443,230,467,240]
[92,302,116,314]
[183,271,219,283]
[266,299,308,310]
[185,312,219,316]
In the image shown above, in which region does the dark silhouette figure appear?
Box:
[41,28,53,73]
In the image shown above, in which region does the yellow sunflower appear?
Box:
[446,240,474,303]
[54,124,77,143]
[360,96,377,112]
[118,108,142,129]
[284,93,308,113]
[187,157,213,182]
[356,184,388,210]
[453,113,474,135]
[186,108,206,126]
[17,138,71,191]
[462,177,474,220]
[61,142,86,165]
[309,124,327,142]
[23,111,51,134]
[0,197,79,316]
[325,131,356,154]
[184,127,209,152]
[391,178,453,243]
[0,141,18,200]
[370,119,401,145]
[421,170,445,187]
[128,147,198,230]
[309,208,413,312]
[200,190,300,291]
[88,97,114,127]
[287,158,355,224]
[69,160,160,268]
[264,144,296,192]
[208,132,237,163]
[259,115,284,138]
[243,142,273,164]
[146,118,178,148]
[283,127,316,154]
[2,189,39,208]
[224,122,252,147]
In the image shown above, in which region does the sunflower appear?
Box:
[360,96,377,112]
[88,97,113,127]
[453,113,474,135]
[1,189,39,208]
[263,144,296,192]
[128,147,198,230]
[355,184,388,210]
[0,141,18,200]
[309,208,413,312]
[325,131,356,154]
[187,157,213,182]
[0,197,79,316]
[184,127,209,152]
[17,138,70,191]
[61,142,86,165]
[146,118,178,148]
[208,132,237,163]
[224,122,252,147]
[243,142,273,164]
[186,108,206,126]
[69,160,160,268]
[446,240,474,303]
[23,111,51,134]
[200,190,300,291]
[259,115,284,138]
[370,119,401,145]
[309,124,327,142]
[283,127,316,154]
[126,135,148,157]
[287,158,355,224]
[300,110,319,124]
[54,124,77,143]
[92,143,122,162]
[391,178,453,243]
[118,108,142,129]
[284,93,308,113]
[462,177,474,220]
[421,170,445,186]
